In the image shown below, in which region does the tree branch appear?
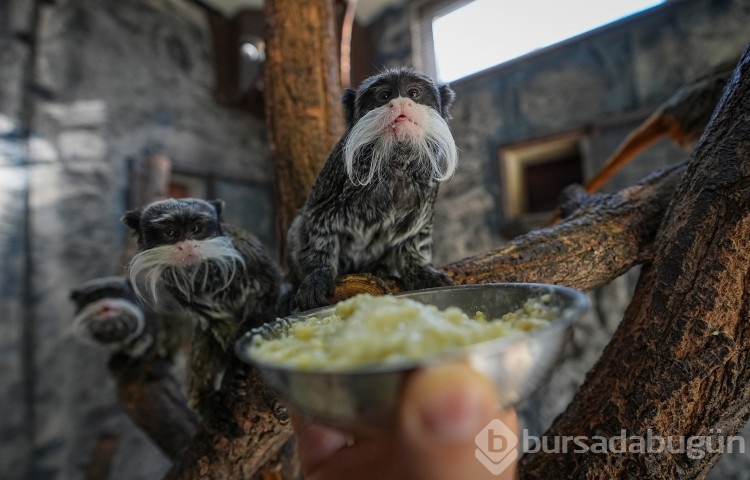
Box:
[520,44,750,479]
[109,355,200,460]
[331,161,685,301]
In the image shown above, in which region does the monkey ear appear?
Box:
[69,289,80,302]
[210,199,225,221]
[438,84,456,121]
[121,210,142,231]
[342,88,357,128]
[69,288,84,307]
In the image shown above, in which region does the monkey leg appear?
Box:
[187,333,241,434]
[401,264,453,291]
[293,266,336,312]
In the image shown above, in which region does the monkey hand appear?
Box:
[294,267,336,312]
[402,265,453,292]
[194,389,244,437]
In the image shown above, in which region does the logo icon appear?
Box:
[475,418,519,475]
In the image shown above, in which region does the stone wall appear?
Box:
[0,0,275,478]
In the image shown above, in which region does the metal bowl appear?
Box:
[235,283,589,436]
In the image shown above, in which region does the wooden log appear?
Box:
[520,43,750,479]
[264,0,344,251]
[163,354,294,479]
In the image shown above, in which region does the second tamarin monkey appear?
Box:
[122,198,282,419]
[287,67,459,311]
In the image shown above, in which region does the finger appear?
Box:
[290,410,349,475]
[398,363,519,480]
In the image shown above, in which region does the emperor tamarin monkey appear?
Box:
[70,276,163,359]
[122,198,282,417]
[287,67,458,310]
[70,276,201,455]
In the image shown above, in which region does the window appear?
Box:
[414,0,664,83]
[499,132,584,218]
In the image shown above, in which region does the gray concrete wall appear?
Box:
[0,0,275,478]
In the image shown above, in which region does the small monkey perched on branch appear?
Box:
[70,276,172,359]
[69,276,199,457]
[122,198,282,424]
[287,67,459,311]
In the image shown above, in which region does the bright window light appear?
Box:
[432,0,664,82]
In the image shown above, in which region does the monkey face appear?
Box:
[343,68,455,128]
[73,297,145,346]
[70,277,146,351]
[341,68,459,186]
[123,198,224,251]
[122,198,246,306]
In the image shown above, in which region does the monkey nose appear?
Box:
[96,305,114,318]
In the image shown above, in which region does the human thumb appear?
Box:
[398,362,518,480]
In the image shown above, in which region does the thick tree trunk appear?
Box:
[520,46,750,479]
[264,0,344,251]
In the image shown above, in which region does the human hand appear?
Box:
[291,363,519,480]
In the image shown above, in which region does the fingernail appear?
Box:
[418,383,486,442]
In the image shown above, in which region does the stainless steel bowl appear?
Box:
[235,283,589,436]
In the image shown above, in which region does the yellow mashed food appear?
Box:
[250,293,558,371]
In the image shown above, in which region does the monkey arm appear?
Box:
[290,216,341,311]
[393,221,452,292]
[186,333,236,430]
[221,223,283,326]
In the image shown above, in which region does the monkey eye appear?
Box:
[377,90,391,101]
[191,224,204,235]
[163,228,179,240]
[407,87,421,99]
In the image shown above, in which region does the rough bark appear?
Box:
[519,45,750,479]
[442,165,675,288]
[164,354,294,480]
[264,0,344,250]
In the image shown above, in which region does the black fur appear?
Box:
[122,198,282,425]
[287,68,457,311]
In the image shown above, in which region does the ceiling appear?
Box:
[198,0,406,25]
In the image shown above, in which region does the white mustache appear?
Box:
[343,103,458,186]
[126,236,245,307]
[72,298,145,349]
